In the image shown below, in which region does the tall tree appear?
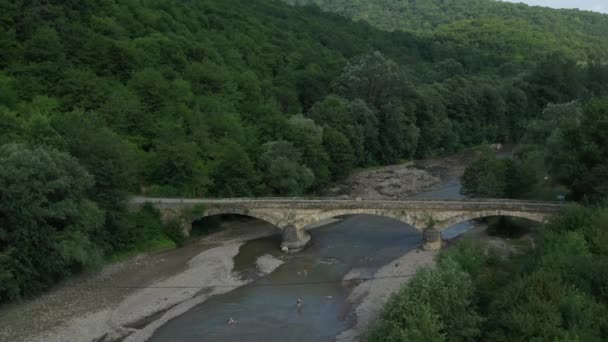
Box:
[287,114,331,189]
[0,144,103,301]
[259,140,314,196]
[323,127,355,180]
[210,140,258,197]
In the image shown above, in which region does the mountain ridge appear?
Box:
[282,0,608,60]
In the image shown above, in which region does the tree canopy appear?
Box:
[284,0,608,61]
[367,204,608,341]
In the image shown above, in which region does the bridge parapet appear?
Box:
[130,196,567,252]
[131,197,564,211]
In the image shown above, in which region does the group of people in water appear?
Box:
[227,267,309,326]
[227,297,304,326]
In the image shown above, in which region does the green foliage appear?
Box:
[367,301,445,342]
[260,140,314,195]
[210,140,258,197]
[486,270,607,341]
[164,220,187,248]
[545,100,608,202]
[334,51,406,109]
[0,144,104,301]
[3,0,607,203]
[0,143,182,302]
[438,239,493,280]
[461,146,545,199]
[107,204,183,261]
[112,204,165,251]
[51,111,139,208]
[461,150,508,198]
[322,127,355,180]
[334,51,422,163]
[285,0,608,61]
[367,258,482,341]
[471,100,608,202]
[286,114,331,189]
[369,204,608,341]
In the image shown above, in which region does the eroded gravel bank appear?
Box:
[337,248,439,341]
[0,222,281,342]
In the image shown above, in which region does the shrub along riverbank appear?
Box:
[366,202,608,341]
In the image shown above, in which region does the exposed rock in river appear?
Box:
[256,254,284,274]
[326,152,473,200]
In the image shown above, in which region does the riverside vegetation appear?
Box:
[1,0,608,324]
[366,99,608,341]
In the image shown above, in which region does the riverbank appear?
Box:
[0,222,282,342]
[337,247,439,341]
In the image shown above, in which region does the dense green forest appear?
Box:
[284,0,608,61]
[369,98,608,340]
[461,100,608,202]
[1,0,608,305]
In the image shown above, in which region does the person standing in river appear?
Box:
[296,298,303,313]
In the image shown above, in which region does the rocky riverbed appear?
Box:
[325,152,473,200]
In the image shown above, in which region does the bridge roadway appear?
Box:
[130,197,565,252]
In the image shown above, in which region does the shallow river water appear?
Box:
[148,181,470,342]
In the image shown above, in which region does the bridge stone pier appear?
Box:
[130,197,564,252]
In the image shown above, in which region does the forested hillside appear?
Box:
[1,0,608,303]
[284,0,608,60]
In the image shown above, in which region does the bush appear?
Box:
[485,271,608,341]
[164,220,187,247]
[366,258,482,342]
[0,144,104,301]
[366,301,445,342]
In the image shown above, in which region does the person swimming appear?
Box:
[228,317,236,325]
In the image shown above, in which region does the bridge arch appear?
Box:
[434,210,549,231]
[298,208,422,231]
[189,208,286,233]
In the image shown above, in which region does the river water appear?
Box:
[148,179,470,342]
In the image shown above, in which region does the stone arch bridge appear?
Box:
[130,197,565,252]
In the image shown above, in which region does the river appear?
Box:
[147,179,470,341]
